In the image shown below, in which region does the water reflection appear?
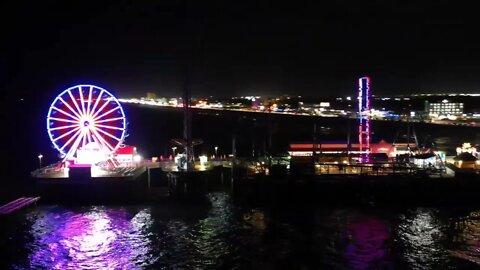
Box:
[450,210,480,265]
[317,210,392,269]
[344,215,391,270]
[6,194,480,269]
[26,206,153,269]
[397,208,449,269]
[17,194,237,269]
[243,209,267,232]
[159,193,234,268]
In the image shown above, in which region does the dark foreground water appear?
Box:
[2,192,480,269]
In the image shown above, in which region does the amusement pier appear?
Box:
[20,77,480,206]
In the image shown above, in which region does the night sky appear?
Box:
[2,1,480,100]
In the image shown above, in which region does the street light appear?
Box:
[214,146,218,159]
[172,146,177,157]
[38,154,43,168]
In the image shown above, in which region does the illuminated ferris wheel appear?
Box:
[47,85,127,162]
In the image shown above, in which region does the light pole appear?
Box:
[215,146,218,159]
[172,146,177,157]
[38,154,43,169]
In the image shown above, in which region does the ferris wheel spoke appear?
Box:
[90,132,106,150]
[67,90,84,118]
[78,86,87,116]
[95,124,125,131]
[89,90,104,118]
[95,117,125,123]
[49,124,79,131]
[91,97,111,120]
[87,130,93,144]
[64,131,86,160]
[51,106,80,121]
[59,128,82,151]
[93,106,120,121]
[48,117,79,124]
[94,126,122,142]
[91,128,114,151]
[94,131,118,150]
[52,126,81,142]
[82,130,87,147]
[86,86,93,116]
[58,97,82,119]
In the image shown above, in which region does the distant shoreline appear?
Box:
[124,102,480,129]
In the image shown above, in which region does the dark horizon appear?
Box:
[3,1,480,100]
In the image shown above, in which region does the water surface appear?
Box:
[2,192,480,269]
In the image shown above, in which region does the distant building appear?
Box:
[288,140,409,158]
[146,92,157,100]
[456,142,479,159]
[168,98,179,106]
[426,99,463,116]
[453,152,479,169]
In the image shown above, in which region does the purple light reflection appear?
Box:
[344,215,391,270]
[26,207,153,269]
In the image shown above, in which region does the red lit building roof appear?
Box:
[115,146,136,155]
[289,140,398,157]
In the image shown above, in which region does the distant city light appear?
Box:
[117,90,480,128]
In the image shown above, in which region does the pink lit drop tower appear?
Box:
[358,76,371,162]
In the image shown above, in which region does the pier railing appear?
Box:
[315,162,425,176]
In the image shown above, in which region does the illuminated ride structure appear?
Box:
[170,69,203,171]
[47,84,127,167]
[33,84,146,180]
[290,76,446,175]
[358,76,371,162]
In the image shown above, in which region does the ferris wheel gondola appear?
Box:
[47,85,127,162]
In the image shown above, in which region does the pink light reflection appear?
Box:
[28,207,152,269]
[344,215,391,270]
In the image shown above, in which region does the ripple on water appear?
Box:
[4,194,480,269]
[24,206,154,269]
